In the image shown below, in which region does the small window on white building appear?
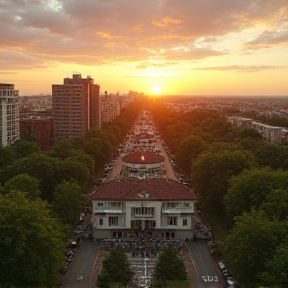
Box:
[168,217,177,226]
[98,202,103,207]
[99,219,103,225]
[183,219,187,226]
[109,217,118,226]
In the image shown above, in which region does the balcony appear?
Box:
[94,206,123,214]
[162,204,194,214]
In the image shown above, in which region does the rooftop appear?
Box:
[122,151,164,164]
[90,178,197,201]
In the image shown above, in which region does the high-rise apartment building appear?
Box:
[52,74,100,142]
[0,83,20,146]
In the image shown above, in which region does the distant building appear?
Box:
[100,94,122,127]
[227,116,288,144]
[0,83,20,146]
[122,151,165,179]
[90,178,197,240]
[52,74,100,142]
[20,116,53,150]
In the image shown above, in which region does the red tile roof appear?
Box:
[90,178,197,201]
[122,151,164,164]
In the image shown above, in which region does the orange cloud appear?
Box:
[151,17,181,28]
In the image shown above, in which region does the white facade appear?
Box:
[0,83,20,146]
[90,178,197,239]
[227,116,288,144]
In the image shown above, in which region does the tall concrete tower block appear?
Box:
[52,74,100,142]
[0,83,20,146]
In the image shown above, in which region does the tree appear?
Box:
[1,173,41,200]
[236,127,262,140]
[175,135,208,176]
[254,142,288,170]
[97,249,133,288]
[224,210,281,288]
[153,247,187,287]
[0,191,65,287]
[57,156,94,192]
[191,147,256,212]
[0,153,60,202]
[260,242,288,287]
[51,181,88,226]
[224,168,288,222]
[259,188,288,221]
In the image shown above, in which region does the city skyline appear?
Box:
[1,0,288,96]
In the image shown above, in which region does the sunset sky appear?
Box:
[1,0,288,96]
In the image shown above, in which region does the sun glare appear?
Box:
[153,86,161,94]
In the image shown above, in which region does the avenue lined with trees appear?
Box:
[1,97,288,287]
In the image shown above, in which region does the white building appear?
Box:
[227,116,288,144]
[122,151,164,179]
[0,83,20,146]
[90,178,197,240]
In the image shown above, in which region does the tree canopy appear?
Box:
[224,210,286,288]
[191,147,256,212]
[0,191,65,287]
[153,247,187,287]
[224,167,288,222]
[96,249,133,288]
[1,173,41,200]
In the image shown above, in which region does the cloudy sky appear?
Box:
[1,0,288,96]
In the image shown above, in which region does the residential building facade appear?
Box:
[227,116,288,144]
[52,74,100,142]
[0,83,20,146]
[90,178,197,240]
[19,116,53,150]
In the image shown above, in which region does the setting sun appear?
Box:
[153,86,161,95]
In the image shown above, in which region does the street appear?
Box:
[186,240,224,288]
[59,240,101,288]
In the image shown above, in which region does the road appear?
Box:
[59,240,101,288]
[186,241,224,288]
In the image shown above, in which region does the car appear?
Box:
[218,261,225,271]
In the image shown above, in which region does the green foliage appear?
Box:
[0,139,40,169]
[191,147,256,212]
[0,153,60,202]
[260,242,288,287]
[175,135,208,176]
[1,173,41,200]
[236,127,262,140]
[47,140,75,159]
[253,142,288,170]
[259,188,288,221]
[153,247,187,287]
[51,181,88,225]
[224,168,288,222]
[224,210,285,288]
[0,191,65,287]
[57,156,94,192]
[97,249,133,287]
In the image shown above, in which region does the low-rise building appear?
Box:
[90,178,197,240]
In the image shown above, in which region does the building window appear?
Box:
[167,217,177,226]
[110,202,121,208]
[135,207,154,215]
[99,219,103,225]
[183,219,187,226]
[98,202,103,207]
[109,217,118,226]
